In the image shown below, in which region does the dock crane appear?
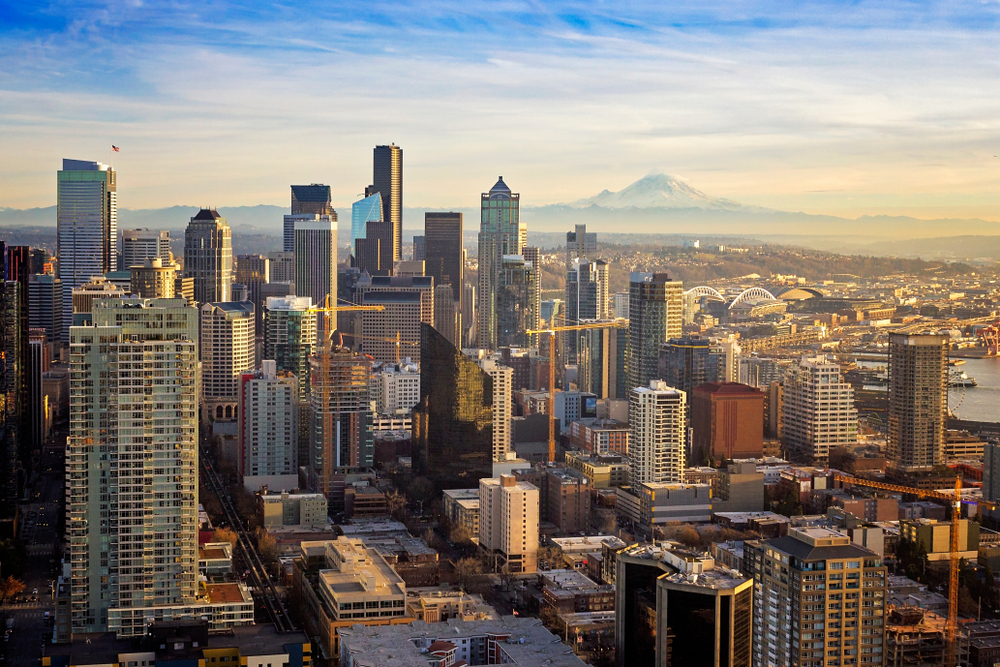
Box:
[526,320,627,463]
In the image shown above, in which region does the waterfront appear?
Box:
[949,357,1000,423]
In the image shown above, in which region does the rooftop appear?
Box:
[192,208,222,221]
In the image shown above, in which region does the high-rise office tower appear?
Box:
[354,220,395,277]
[627,272,683,391]
[744,527,887,667]
[412,235,425,262]
[578,324,627,399]
[309,337,373,492]
[372,144,403,262]
[67,298,199,635]
[28,330,46,455]
[293,216,338,310]
[130,258,177,298]
[616,542,753,667]
[183,208,232,304]
[354,275,433,362]
[565,223,597,268]
[522,246,542,332]
[350,190,382,257]
[691,382,765,464]
[782,356,857,463]
[287,184,335,252]
[200,302,256,423]
[5,246,30,476]
[477,177,523,350]
[479,475,539,573]
[479,358,513,463]
[29,248,50,275]
[120,229,170,270]
[424,212,464,345]
[659,337,723,397]
[887,333,949,471]
[463,283,476,347]
[629,380,686,485]
[57,159,117,338]
[239,360,299,478]
[235,254,269,338]
[412,323,494,487]
[0,278,24,523]
[267,251,295,284]
[263,296,317,403]
[29,274,64,345]
[496,254,538,349]
[564,259,609,362]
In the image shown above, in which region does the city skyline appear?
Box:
[3,2,1000,221]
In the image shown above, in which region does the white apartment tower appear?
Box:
[629,380,687,485]
[479,475,539,574]
[368,360,421,414]
[67,298,199,635]
[120,228,171,270]
[479,358,513,462]
[292,215,338,308]
[239,360,299,478]
[782,356,857,463]
[200,301,256,423]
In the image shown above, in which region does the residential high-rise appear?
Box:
[200,302,256,423]
[887,333,949,471]
[627,272,683,391]
[629,380,686,485]
[691,382,765,465]
[67,298,199,635]
[183,208,232,304]
[745,527,887,667]
[477,177,523,350]
[288,184,335,251]
[120,229,170,270]
[424,212,463,345]
[578,324,627,399]
[372,144,403,262]
[565,259,609,362]
[267,251,295,283]
[566,223,597,268]
[354,275,433,363]
[71,275,125,321]
[263,296,317,403]
[130,257,177,298]
[368,360,420,415]
[479,475,539,573]
[29,273,63,344]
[782,356,857,463]
[659,337,723,397]
[239,360,298,479]
[412,323,494,487]
[350,190,382,256]
[57,159,117,338]
[615,542,753,667]
[293,216,338,310]
[496,254,539,349]
[479,358,513,463]
[235,254,269,337]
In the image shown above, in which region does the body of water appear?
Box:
[949,357,1000,423]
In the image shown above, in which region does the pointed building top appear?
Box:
[489,176,511,195]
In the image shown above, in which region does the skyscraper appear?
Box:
[200,301,256,423]
[0,278,23,523]
[565,223,597,267]
[354,220,395,277]
[264,296,318,403]
[887,333,949,471]
[120,229,170,270]
[267,251,295,283]
[354,275,433,362]
[130,258,177,298]
[479,358,513,463]
[424,212,463,345]
[496,254,538,349]
[578,324,627,400]
[659,337,723,397]
[629,380,686,485]
[288,184,335,252]
[67,298,199,635]
[293,216,338,308]
[57,159,117,338]
[239,360,298,479]
[28,273,63,344]
[183,208,232,304]
[235,254,269,337]
[565,258,608,362]
[627,272,683,391]
[372,144,403,262]
[782,356,857,463]
[477,177,522,350]
[351,190,383,257]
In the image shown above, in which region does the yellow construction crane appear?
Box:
[339,331,418,364]
[526,320,627,463]
[833,472,985,665]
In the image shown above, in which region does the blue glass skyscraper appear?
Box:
[351,191,383,254]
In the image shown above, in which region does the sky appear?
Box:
[2,1,1000,220]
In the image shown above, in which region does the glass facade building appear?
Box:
[658,337,723,397]
[351,192,383,254]
[372,145,403,262]
[496,255,538,349]
[477,177,523,349]
[627,272,684,392]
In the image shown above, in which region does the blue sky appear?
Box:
[3,1,1000,219]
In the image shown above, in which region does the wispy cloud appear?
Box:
[1,1,1000,220]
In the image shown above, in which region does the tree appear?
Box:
[454,557,485,592]
[777,489,803,517]
[498,563,515,592]
[407,476,435,512]
[213,527,239,548]
[0,576,25,603]
[537,546,563,571]
[385,490,407,521]
[450,523,473,545]
[256,528,279,566]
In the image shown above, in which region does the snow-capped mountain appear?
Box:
[569,173,746,210]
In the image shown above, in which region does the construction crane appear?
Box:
[833,472,987,666]
[526,320,627,463]
[339,331,418,364]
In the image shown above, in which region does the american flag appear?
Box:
[112,145,120,152]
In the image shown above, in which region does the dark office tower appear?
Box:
[412,323,494,488]
[578,324,627,399]
[496,255,538,349]
[372,144,403,262]
[354,275,434,362]
[235,254,269,338]
[627,272,683,392]
[5,246,31,481]
[184,208,232,304]
[28,330,46,454]
[565,259,609,363]
[355,220,394,277]
[615,542,753,667]
[29,248,49,275]
[0,279,22,525]
[412,236,425,262]
[478,177,523,349]
[888,333,949,471]
[659,337,722,397]
[424,212,464,345]
[287,185,336,252]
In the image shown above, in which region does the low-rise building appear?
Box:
[564,451,629,489]
[344,486,388,518]
[545,468,591,535]
[198,542,233,577]
[540,569,615,615]
[901,517,979,563]
[405,588,499,623]
[567,418,630,455]
[617,483,713,536]
[260,492,329,528]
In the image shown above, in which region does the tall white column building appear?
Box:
[479,358,513,463]
[200,301,256,423]
[120,228,171,270]
[479,475,539,573]
[184,209,232,305]
[782,355,857,463]
[66,298,199,635]
[239,360,299,479]
[368,360,420,414]
[292,215,338,308]
[629,380,687,485]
